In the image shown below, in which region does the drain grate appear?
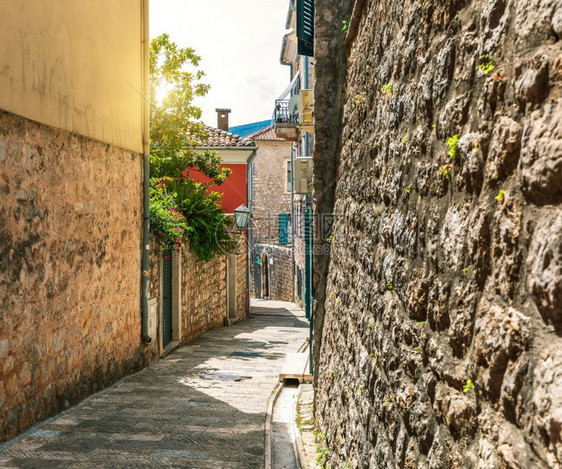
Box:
[230,351,264,358]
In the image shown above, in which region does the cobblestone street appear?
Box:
[0,300,307,469]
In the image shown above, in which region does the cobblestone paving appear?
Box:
[0,300,308,469]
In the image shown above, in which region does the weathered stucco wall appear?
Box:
[0,0,147,153]
[315,0,562,467]
[0,110,153,442]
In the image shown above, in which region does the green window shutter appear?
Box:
[279,213,288,245]
[297,0,314,57]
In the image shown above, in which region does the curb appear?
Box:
[293,382,316,469]
[292,385,310,469]
[266,339,309,469]
[264,381,284,469]
[293,384,307,469]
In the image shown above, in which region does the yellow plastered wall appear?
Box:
[0,0,146,153]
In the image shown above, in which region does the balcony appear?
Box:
[273,99,299,141]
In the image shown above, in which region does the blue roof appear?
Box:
[229,119,273,137]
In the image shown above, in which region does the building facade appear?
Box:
[188,110,257,214]
[274,0,316,312]
[0,0,155,441]
[247,126,293,301]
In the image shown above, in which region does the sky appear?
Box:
[150,0,292,128]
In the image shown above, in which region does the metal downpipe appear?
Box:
[140,0,151,343]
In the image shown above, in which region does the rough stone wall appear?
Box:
[147,236,247,346]
[294,195,312,308]
[0,110,155,442]
[251,139,292,244]
[180,235,247,341]
[235,243,247,318]
[315,0,562,467]
[253,243,293,301]
[293,235,306,307]
[312,0,355,377]
[147,236,161,301]
[180,249,227,340]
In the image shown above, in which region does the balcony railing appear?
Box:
[274,99,299,124]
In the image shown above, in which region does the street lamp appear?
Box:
[233,204,252,320]
[233,204,251,230]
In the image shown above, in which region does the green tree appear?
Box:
[149,34,232,260]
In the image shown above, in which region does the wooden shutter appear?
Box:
[297,0,314,56]
[279,213,288,245]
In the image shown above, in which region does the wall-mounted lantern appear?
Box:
[233,204,251,230]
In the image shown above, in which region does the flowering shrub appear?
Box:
[150,178,233,261]
[149,185,191,249]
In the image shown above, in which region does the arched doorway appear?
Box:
[261,252,270,299]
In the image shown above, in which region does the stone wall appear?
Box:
[148,234,247,346]
[180,232,247,339]
[180,248,229,340]
[314,0,562,467]
[252,243,293,301]
[235,241,248,317]
[0,110,156,442]
[293,196,309,308]
[251,139,292,244]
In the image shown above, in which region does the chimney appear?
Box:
[216,108,231,131]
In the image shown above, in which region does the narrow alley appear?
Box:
[0,301,308,469]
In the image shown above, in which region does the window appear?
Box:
[286,160,293,192]
[297,0,315,57]
[279,213,290,245]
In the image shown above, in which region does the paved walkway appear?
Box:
[0,300,308,469]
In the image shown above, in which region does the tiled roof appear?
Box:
[247,125,286,142]
[200,126,256,148]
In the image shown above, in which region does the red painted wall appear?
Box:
[186,164,247,213]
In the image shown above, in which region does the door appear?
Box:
[261,253,270,299]
[162,250,173,347]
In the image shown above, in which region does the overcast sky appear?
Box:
[150,0,291,128]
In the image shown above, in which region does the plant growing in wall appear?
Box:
[438,164,452,180]
[495,189,507,203]
[463,379,475,393]
[447,134,459,159]
[381,83,393,94]
[476,55,495,75]
[149,34,232,260]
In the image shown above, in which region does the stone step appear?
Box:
[279,352,313,383]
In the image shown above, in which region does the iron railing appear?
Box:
[274,99,299,124]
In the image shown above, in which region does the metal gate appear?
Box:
[162,250,173,347]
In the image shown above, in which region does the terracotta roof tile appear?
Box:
[200,126,256,147]
[247,125,286,142]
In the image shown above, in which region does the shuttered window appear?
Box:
[279,213,288,245]
[297,0,314,57]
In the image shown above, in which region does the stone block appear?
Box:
[526,209,562,332]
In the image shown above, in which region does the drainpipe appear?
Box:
[141,0,151,343]
[246,149,258,318]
